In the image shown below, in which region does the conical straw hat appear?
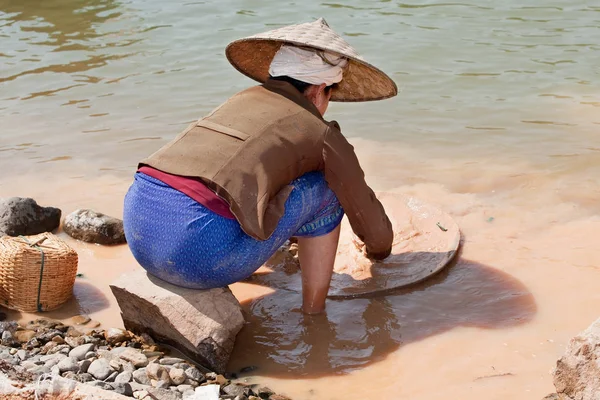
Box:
[226,18,398,102]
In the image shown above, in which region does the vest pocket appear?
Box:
[197,119,250,141]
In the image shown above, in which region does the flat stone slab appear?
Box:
[110,270,244,373]
[246,192,461,299]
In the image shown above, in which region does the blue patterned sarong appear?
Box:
[123,171,344,289]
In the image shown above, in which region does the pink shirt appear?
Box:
[138,166,235,219]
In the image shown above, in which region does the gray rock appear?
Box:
[79,359,92,373]
[112,346,149,368]
[115,370,133,384]
[153,379,171,389]
[65,336,86,348]
[174,363,190,370]
[78,373,95,383]
[16,349,28,361]
[223,384,250,397]
[177,384,194,393]
[86,380,114,390]
[184,367,205,384]
[57,356,79,373]
[553,317,600,400]
[69,343,95,361]
[29,365,51,376]
[43,353,67,368]
[85,351,96,359]
[88,358,112,380]
[106,370,119,382]
[160,357,185,365]
[64,209,125,245]
[0,197,61,237]
[130,382,152,392]
[234,395,249,400]
[111,270,244,373]
[133,368,152,385]
[147,387,183,400]
[169,368,186,385]
[146,362,170,383]
[113,382,134,397]
[0,321,17,335]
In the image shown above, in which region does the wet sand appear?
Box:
[3,139,600,399]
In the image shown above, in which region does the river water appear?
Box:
[2,0,600,399]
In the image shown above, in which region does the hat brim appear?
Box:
[226,39,398,102]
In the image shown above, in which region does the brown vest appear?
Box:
[141,85,330,241]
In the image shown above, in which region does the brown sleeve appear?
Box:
[322,122,393,260]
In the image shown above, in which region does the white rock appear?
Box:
[88,358,113,380]
[193,385,220,400]
[57,356,79,373]
[112,347,149,368]
[115,370,133,384]
[170,368,186,385]
[69,343,95,361]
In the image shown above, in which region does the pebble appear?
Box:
[87,380,114,390]
[133,390,149,400]
[106,370,119,382]
[88,320,101,328]
[110,359,123,371]
[147,387,183,400]
[69,343,95,361]
[66,326,83,337]
[184,367,205,384]
[41,341,58,354]
[146,362,170,383]
[115,370,133,384]
[177,384,194,393]
[105,328,128,344]
[65,336,86,348]
[153,379,171,389]
[133,368,152,385]
[113,347,149,368]
[159,357,185,365]
[52,335,66,344]
[88,358,113,380]
[223,384,250,397]
[113,382,134,397]
[258,387,275,398]
[78,373,95,383]
[169,368,186,385]
[57,356,79,373]
[79,359,92,373]
[85,351,96,360]
[72,315,91,325]
[14,330,36,343]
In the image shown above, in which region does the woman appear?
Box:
[123,18,397,314]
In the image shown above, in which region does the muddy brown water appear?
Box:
[2,0,600,399]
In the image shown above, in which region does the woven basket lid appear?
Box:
[226,18,398,102]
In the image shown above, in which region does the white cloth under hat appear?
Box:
[268,45,348,86]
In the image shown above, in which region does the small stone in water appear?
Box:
[88,320,101,328]
[72,315,91,325]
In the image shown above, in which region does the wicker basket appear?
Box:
[0,232,78,312]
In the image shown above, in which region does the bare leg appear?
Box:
[297,224,341,314]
